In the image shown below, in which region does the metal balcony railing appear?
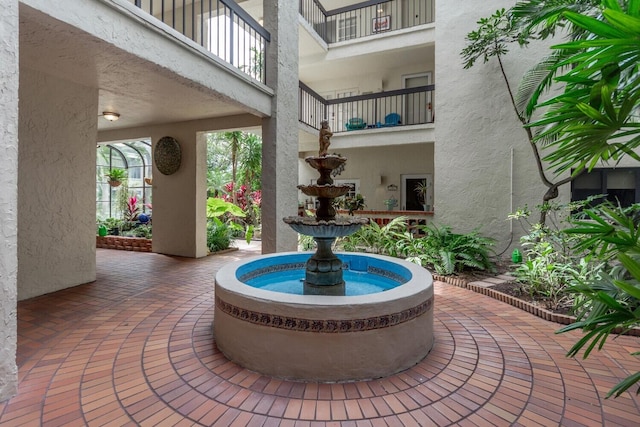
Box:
[300,0,434,43]
[299,82,435,133]
[132,0,270,83]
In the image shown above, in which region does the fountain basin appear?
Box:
[214,252,434,381]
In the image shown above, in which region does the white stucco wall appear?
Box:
[18,69,98,300]
[148,125,208,258]
[0,0,19,402]
[434,1,570,251]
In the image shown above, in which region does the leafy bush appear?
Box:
[403,224,496,276]
[207,220,232,252]
[339,218,495,276]
[338,217,408,255]
[509,199,603,310]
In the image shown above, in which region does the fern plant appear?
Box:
[404,224,496,275]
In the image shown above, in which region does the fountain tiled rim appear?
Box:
[215,294,433,333]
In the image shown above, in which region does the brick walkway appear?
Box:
[1,245,639,426]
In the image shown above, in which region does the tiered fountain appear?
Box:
[214,123,434,381]
[283,154,369,296]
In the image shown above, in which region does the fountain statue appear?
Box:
[214,122,434,381]
[283,122,368,295]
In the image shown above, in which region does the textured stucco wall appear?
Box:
[434,1,570,250]
[299,144,434,210]
[0,0,19,402]
[147,125,208,258]
[261,0,300,253]
[18,69,98,301]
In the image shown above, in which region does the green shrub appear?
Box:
[509,200,603,310]
[559,202,640,398]
[339,218,495,276]
[207,220,232,252]
[404,224,496,276]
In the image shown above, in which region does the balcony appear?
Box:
[300,0,434,43]
[299,82,434,134]
[131,0,269,83]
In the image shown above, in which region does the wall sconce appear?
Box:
[102,111,120,121]
[387,184,398,191]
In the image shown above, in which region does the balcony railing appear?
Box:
[300,82,435,133]
[132,0,270,83]
[300,0,434,43]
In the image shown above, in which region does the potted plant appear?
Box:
[414,181,431,211]
[343,193,366,216]
[106,168,127,187]
[383,197,398,211]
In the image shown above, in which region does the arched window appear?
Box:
[97,140,152,220]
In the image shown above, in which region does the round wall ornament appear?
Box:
[154,136,181,175]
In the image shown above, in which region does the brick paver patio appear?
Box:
[1,244,639,426]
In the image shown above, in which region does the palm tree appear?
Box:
[223,131,243,205]
[238,133,262,190]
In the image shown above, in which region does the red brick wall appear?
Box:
[96,236,152,252]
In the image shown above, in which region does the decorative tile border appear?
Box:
[239,262,306,282]
[368,265,407,283]
[215,295,433,333]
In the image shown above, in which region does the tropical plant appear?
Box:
[383,197,398,210]
[123,195,140,223]
[106,168,127,183]
[206,220,232,252]
[338,193,366,215]
[206,197,257,244]
[414,181,430,205]
[404,224,496,276]
[339,217,408,255]
[529,1,640,175]
[501,0,640,399]
[557,202,640,398]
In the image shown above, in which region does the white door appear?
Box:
[402,72,432,124]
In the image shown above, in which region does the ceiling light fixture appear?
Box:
[102,111,120,121]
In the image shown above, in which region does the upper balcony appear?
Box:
[298,82,435,151]
[131,0,270,84]
[299,0,435,70]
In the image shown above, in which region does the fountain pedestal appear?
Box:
[304,237,344,295]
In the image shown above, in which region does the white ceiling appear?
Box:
[19,5,251,132]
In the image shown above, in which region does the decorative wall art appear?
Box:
[154,136,181,175]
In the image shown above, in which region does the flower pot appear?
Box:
[109,180,121,187]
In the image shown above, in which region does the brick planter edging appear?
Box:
[432,274,640,337]
[96,236,152,252]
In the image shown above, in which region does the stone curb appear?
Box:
[432,274,640,336]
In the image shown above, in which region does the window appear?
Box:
[335,179,360,199]
[338,17,357,41]
[97,140,152,220]
[571,168,640,207]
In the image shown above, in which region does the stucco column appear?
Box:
[18,69,98,301]
[261,0,299,253]
[150,126,207,258]
[0,0,19,402]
